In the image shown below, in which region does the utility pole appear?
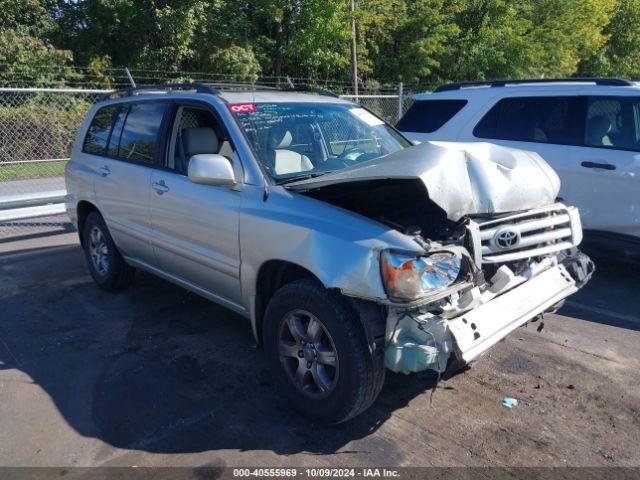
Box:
[350,0,358,99]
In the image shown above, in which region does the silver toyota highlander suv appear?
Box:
[65,84,594,423]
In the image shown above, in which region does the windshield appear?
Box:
[230,102,411,183]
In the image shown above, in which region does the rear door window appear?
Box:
[584,96,640,151]
[83,106,118,155]
[116,102,168,165]
[474,96,584,145]
[396,99,467,133]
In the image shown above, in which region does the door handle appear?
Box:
[152,180,170,195]
[99,165,111,177]
[581,161,616,171]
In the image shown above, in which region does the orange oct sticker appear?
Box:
[229,103,257,113]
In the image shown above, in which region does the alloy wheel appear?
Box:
[278,309,339,398]
[89,226,109,276]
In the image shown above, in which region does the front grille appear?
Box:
[467,203,583,264]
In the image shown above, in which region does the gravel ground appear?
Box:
[0,226,639,468]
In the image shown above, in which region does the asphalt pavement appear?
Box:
[0,225,639,468]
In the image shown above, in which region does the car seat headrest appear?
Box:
[587,115,612,145]
[182,127,219,157]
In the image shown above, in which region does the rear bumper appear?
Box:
[448,264,577,363]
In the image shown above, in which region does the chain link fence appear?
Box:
[0,88,108,239]
[340,94,414,124]
[0,88,106,191]
[0,84,417,239]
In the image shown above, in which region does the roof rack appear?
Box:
[102,82,220,100]
[102,82,340,101]
[434,77,634,92]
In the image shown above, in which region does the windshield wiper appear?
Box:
[277,171,335,185]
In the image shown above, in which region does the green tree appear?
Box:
[203,46,262,82]
[53,0,206,70]
[0,0,75,86]
[529,0,614,77]
[433,0,613,83]
[255,0,352,80]
[581,0,640,77]
[437,0,535,82]
[350,0,460,86]
[0,0,56,37]
[86,55,114,88]
[4,0,637,88]
[283,0,351,80]
[191,0,269,77]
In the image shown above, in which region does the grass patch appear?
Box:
[0,161,67,181]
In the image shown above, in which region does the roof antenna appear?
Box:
[285,75,295,89]
[124,67,137,89]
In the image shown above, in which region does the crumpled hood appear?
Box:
[286,141,561,221]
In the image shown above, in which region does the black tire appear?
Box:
[263,278,385,424]
[82,211,135,291]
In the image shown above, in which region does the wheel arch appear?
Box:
[252,260,387,353]
[76,200,99,247]
[253,260,320,343]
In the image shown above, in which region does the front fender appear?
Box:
[239,185,423,330]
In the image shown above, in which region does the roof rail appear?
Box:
[101,81,341,101]
[434,77,634,92]
[102,82,220,100]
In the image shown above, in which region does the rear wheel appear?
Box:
[82,211,135,291]
[263,279,385,424]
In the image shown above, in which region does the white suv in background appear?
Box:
[397,78,640,260]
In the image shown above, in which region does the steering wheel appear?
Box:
[339,147,368,161]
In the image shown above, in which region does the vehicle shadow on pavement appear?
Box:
[558,259,640,332]
[0,243,437,459]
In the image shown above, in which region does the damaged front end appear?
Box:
[383,205,594,375]
[289,141,594,375]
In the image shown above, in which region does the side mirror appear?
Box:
[187,154,235,186]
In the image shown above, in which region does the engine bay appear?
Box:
[300,178,464,244]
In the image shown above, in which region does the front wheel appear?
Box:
[263,279,385,424]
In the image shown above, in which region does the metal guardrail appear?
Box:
[0,203,66,222]
[0,184,66,223]
[0,189,66,209]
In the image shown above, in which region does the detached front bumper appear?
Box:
[448,263,576,363]
[384,251,594,374]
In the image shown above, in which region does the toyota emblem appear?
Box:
[494,227,521,249]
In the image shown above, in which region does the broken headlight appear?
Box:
[380,250,462,302]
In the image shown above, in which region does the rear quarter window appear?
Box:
[396,99,467,133]
[83,106,117,155]
[584,96,640,151]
